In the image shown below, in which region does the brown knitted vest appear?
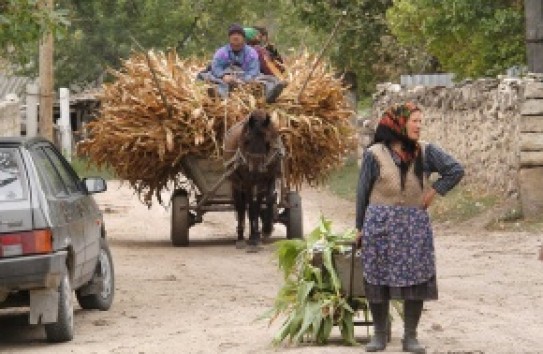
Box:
[368,143,428,207]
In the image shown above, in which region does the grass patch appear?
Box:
[429,187,499,223]
[357,96,373,112]
[486,206,543,232]
[70,156,116,180]
[326,160,359,201]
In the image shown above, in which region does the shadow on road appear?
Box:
[0,308,87,346]
[0,310,46,345]
[108,236,290,249]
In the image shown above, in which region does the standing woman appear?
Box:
[355,102,464,353]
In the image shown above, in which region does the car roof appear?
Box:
[0,136,53,148]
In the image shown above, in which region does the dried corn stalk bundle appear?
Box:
[78,50,356,206]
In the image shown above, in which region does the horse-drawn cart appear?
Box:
[170,154,303,246]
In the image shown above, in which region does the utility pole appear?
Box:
[39,0,54,141]
[525,0,543,73]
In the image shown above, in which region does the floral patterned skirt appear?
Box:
[361,204,438,302]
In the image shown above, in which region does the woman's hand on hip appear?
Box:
[422,188,437,209]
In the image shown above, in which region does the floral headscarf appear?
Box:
[377,102,421,164]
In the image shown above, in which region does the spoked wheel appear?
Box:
[171,190,190,247]
[286,191,303,239]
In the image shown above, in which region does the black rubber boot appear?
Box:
[402,300,426,353]
[366,301,389,352]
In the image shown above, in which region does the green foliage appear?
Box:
[387,0,525,79]
[3,0,527,94]
[0,0,68,66]
[6,0,325,87]
[292,0,395,94]
[429,186,499,223]
[70,156,115,180]
[326,160,359,202]
[267,216,361,346]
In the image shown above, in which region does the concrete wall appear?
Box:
[0,99,21,137]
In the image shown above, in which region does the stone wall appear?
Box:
[0,99,21,137]
[363,77,529,198]
[519,78,543,218]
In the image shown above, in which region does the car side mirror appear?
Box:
[82,177,107,194]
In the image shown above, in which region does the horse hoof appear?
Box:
[246,244,262,253]
[235,240,246,249]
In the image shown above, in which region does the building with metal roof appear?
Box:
[0,75,37,101]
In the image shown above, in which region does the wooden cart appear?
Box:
[333,242,393,341]
[170,155,303,246]
[312,242,393,341]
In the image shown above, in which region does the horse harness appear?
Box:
[223,136,285,175]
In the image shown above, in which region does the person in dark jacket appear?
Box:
[244,27,275,76]
[243,27,286,102]
[254,26,284,69]
[355,102,464,353]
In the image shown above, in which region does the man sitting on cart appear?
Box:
[200,24,285,103]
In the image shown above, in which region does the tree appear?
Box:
[0,0,68,69]
[291,0,399,94]
[387,0,526,79]
[34,0,324,88]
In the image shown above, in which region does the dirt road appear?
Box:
[1,181,543,353]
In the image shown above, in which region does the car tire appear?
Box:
[76,238,115,311]
[45,266,74,343]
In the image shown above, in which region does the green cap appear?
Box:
[243,27,259,42]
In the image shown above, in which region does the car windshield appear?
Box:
[0,148,27,201]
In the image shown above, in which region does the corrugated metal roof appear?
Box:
[400,74,454,88]
[0,75,36,101]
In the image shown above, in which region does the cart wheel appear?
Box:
[171,191,190,247]
[286,191,303,239]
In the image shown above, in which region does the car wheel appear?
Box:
[45,266,74,343]
[76,238,115,311]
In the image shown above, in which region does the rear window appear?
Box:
[0,148,27,201]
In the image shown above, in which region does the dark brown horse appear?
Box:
[223,110,283,252]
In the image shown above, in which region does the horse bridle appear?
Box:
[224,137,285,174]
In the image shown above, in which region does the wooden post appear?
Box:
[25,83,39,138]
[38,0,54,140]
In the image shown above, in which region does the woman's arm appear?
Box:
[356,150,379,232]
[425,143,464,196]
